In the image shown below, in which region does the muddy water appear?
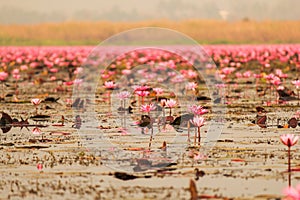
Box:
[1,79,300,199]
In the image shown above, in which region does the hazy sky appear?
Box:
[0,0,299,24]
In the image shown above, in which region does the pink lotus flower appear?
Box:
[265,73,276,81]
[31,98,41,105]
[104,81,116,89]
[66,98,72,105]
[165,99,177,108]
[12,69,19,75]
[32,127,41,135]
[153,88,164,95]
[292,80,300,89]
[235,72,243,78]
[221,67,235,75]
[133,85,149,91]
[74,67,83,74]
[188,105,208,116]
[275,69,283,76]
[283,185,300,200]
[0,72,8,81]
[49,68,58,73]
[216,83,226,88]
[122,69,131,75]
[253,73,263,79]
[20,65,28,71]
[190,116,205,127]
[50,76,56,81]
[280,134,299,147]
[186,70,198,79]
[281,134,299,180]
[135,90,149,97]
[243,71,252,78]
[101,74,110,79]
[190,116,205,145]
[171,75,184,83]
[64,81,73,86]
[74,79,83,85]
[271,76,281,86]
[13,74,20,80]
[186,82,197,91]
[117,91,130,100]
[140,103,156,113]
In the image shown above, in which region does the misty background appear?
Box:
[0,0,299,24]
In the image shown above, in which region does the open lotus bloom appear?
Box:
[280,134,299,147]
[292,80,300,88]
[165,99,177,108]
[135,90,150,97]
[104,81,116,89]
[188,105,208,115]
[190,116,205,127]
[140,104,156,113]
[31,98,41,105]
[153,87,164,95]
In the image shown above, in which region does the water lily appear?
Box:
[140,103,156,113]
[165,99,177,116]
[280,134,299,186]
[31,98,41,115]
[190,116,205,145]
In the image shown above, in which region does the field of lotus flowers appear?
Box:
[1,44,300,199]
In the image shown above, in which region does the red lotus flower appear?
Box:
[37,163,43,171]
